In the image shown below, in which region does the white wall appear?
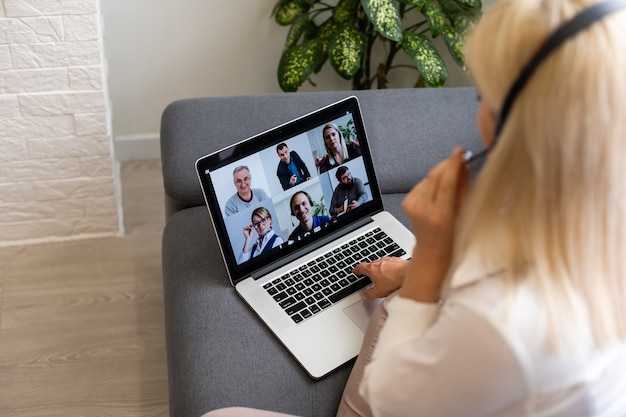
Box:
[101,0,498,153]
[0,0,120,246]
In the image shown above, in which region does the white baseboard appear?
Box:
[114,134,161,161]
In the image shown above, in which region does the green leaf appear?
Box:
[334,0,360,23]
[319,18,340,45]
[329,24,366,79]
[454,0,482,10]
[440,25,464,67]
[360,0,403,42]
[311,18,341,73]
[275,1,306,26]
[278,39,324,92]
[396,0,427,8]
[285,14,314,49]
[421,1,447,37]
[401,31,447,87]
[439,0,481,16]
[272,0,293,17]
[449,12,475,36]
[437,0,481,34]
[302,19,320,42]
[274,0,315,10]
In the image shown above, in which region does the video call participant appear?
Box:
[276,143,312,190]
[225,165,269,216]
[238,207,283,263]
[287,191,330,241]
[329,166,368,217]
[315,122,361,174]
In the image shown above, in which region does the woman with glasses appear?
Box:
[238,207,283,264]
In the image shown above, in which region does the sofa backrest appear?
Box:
[160,88,482,219]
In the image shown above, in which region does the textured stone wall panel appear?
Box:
[0,0,120,245]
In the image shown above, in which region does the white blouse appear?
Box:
[237,229,283,264]
[360,256,626,417]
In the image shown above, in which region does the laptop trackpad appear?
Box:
[343,298,383,332]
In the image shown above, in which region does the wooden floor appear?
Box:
[0,160,169,417]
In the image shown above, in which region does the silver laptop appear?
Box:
[195,96,415,379]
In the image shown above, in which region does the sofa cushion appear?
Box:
[162,206,351,417]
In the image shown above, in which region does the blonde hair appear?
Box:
[251,206,272,222]
[458,0,626,347]
[323,123,349,167]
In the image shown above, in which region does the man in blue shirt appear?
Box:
[276,143,312,190]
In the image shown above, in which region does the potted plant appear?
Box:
[312,195,330,217]
[272,0,482,92]
[337,119,357,144]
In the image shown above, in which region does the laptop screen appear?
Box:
[196,96,384,284]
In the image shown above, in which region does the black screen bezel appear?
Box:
[195,96,384,284]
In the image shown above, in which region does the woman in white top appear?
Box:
[204,0,626,415]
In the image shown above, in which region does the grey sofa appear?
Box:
[160,88,482,417]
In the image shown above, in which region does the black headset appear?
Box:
[466,0,626,165]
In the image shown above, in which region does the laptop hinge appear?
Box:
[249,216,375,280]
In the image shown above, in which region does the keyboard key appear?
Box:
[328,277,372,303]
[279,297,297,309]
[285,301,307,316]
[273,291,288,302]
[265,228,405,325]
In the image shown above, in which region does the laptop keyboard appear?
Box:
[262,227,407,324]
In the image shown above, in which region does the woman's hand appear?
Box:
[241,225,254,254]
[353,257,410,300]
[400,147,470,303]
[314,155,328,169]
[242,224,253,240]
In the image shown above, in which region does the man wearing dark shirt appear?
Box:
[276,143,311,190]
[329,166,368,217]
[288,191,330,241]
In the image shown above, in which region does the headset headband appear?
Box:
[467,0,626,164]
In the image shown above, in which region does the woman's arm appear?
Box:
[400,147,470,302]
[360,295,527,417]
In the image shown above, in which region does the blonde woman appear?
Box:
[238,207,283,264]
[315,123,361,174]
[204,0,626,415]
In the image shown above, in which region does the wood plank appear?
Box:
[0,160,169,417]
